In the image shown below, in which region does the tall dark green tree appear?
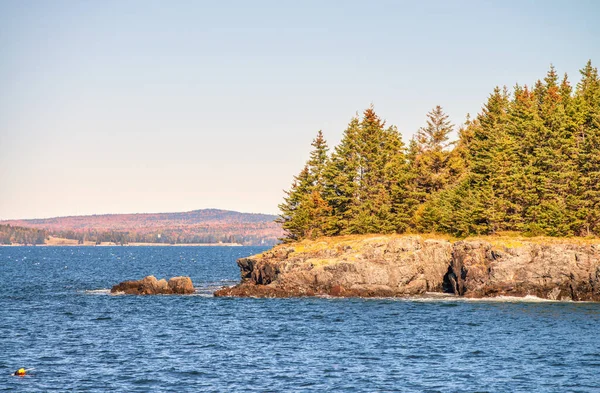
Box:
[466,87,517,233]
[346,107,399,234]
[323,107,408,235]
[575,61,600,235]
[277,131,331,241]
[411,106,457,201]
[278,61,600,242]
[322,116,361,235]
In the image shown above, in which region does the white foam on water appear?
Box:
[83,288,217,297]
[315,292,581,303]
[83,289,111,295]
[399,294,571,303]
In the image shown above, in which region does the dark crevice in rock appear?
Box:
[442,265,457,294]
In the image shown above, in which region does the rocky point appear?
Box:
[214,235,600,301]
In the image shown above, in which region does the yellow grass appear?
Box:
[45,237,96,246]
[278,232,599,256]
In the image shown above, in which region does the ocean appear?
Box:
[1,246,599,392]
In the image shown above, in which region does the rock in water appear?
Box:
[167,276,195,294]
[111,275,195,295]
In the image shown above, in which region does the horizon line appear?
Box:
[0,207,280,222]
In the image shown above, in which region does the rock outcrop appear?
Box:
[214,235,600,301]
[447,240,600,301]
[111,275,195,295]
[215,235,453,298]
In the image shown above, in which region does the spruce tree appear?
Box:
[277,131,331,241]
[527,67,578,235]
[575,61,600,235]
[278,61,599,241]
[323,107,408,235]
[466,87,517,233]
[277,165,312,242]
[322,116,361,235]
[411,106,456,200]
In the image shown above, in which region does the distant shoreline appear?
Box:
[0,242,244,247]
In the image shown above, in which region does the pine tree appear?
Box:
[277,131,331,241]
[410,106,457,204]
[322,116,361,235]
[525,67,579,235]
[349,107,407,234]
[307,130,329,188]
[465,87,517,233]
[322,107,408,235]
[278,61,599,241]
[575,60,600,235]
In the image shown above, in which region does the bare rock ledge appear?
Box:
[111,275,195,295]
[214,235,600,301]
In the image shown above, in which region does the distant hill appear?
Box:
[1,209,284,246]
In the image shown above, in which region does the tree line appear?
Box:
[0,225,47,245]
[278,61,600,241]
[53,229,248,245]
[0,225,277,246]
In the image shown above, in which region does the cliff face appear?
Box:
[449,240,600,301]
[214,235,600,301]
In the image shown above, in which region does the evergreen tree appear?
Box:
[575,60,600,235]
[466,87,516,233]
[322,116,361,235]
[307,130,329,188]
[346,107,398,234]
[524,67,578,235]
[412,106,456,199]
[277,131,331,241]
[278,61,599,242]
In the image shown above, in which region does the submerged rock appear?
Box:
[214,235,600,301]
[111,275,194,295]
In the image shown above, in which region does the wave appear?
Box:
[83,289,111,295]
[398,294,572,303]
[82,287,218,297]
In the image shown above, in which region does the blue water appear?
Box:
[1,247,599,392]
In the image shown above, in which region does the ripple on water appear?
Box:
[1,246,600,392]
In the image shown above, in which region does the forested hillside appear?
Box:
[1,209,283,245]
[278,61,600,241]
[0,225,47,245]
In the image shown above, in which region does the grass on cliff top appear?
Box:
[272,232,599,256]
[286,233,454,254]
[465,231,599,248]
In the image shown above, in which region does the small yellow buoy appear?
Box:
[14,368,26,376]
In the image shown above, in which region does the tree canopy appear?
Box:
[279,61,600,241]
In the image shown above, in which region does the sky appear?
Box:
[0,0,599,219]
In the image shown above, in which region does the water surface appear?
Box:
[1,246,599,392]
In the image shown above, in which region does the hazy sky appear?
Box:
[1,0,599,219]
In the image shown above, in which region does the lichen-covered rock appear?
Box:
[214,235,453,298]
[447,241,600,301]
[111,275,195,295]
[214,235,600,301]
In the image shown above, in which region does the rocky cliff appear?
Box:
[214,235,600,301]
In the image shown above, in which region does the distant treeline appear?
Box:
[52,229,267,245]
[2,209,282,246]
[278,61,600,241]
[0,225,47,245]
[0,225,276,246]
